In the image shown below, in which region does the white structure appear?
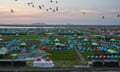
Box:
[0,35,2,37]
[33,58,54,67]
[55,38,60,42]
[0,38,3,41]
[0,47,8,55]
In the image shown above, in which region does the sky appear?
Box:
[0,0,120,25]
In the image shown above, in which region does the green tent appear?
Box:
[110,39,116,41]
[92,43,99,46]
[107,49,119,54]
[20,42,26,46]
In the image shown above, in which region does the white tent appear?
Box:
[55,43,61,46]
[110,39,116,41]
[83,39,89,41]
[55,38,60,42]
[107,49,119,54]
[92,43,99,46]
[0,47,8,55]
[20,42,26,46]
[33,58,54,67]
[0,38,3,41]
[0,35,2,37]
[16,34,19,36]
[78,36,84,39]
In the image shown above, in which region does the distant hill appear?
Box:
[31,23,46,25]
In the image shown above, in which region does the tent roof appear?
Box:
[93,35,106,38]
[107,49,118,54]
[55,38,60,41]
[0,47,8,55]
[83,39,89,41]
[110,39,116,41]
[78,36,84,38]
[55,43,61,46]
[92,43,99,46]
[20,42,26,46]
[0,38,3,41]
[0,35,2,37]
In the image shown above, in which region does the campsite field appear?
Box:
[0,35,81,67]
[0,26,120,67]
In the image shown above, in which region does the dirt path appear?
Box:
[74,46,87,64]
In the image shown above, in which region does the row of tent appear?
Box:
[112,44,120,49]
[79,47,108,53]
[6,39,22,47]
[87,55,120,59]
[18,53,42,59]
[10,45,36,51]
[41,46,74,51]
[40,41,74,50]
[50,47,73,51]
[100,40,119,44]
[78,45,109,52]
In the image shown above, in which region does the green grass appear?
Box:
[54,60,80,67]
[46,50,79,60]
[45,50,80,67]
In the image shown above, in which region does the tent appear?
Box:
[78,36,84,39]
[110,39,116,41]
[83,39,89,42]
[16,34,19,36]
[0,35,2,37]
[0,38,3,41]
[55,38,60,42]
[20,42,26,46]
[92,43,99,46]
[0,47,8,55]
[33,58,54,67]
[107,49,119,54]
[55,43,61,46]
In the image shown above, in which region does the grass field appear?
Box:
[46,50,80,67]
